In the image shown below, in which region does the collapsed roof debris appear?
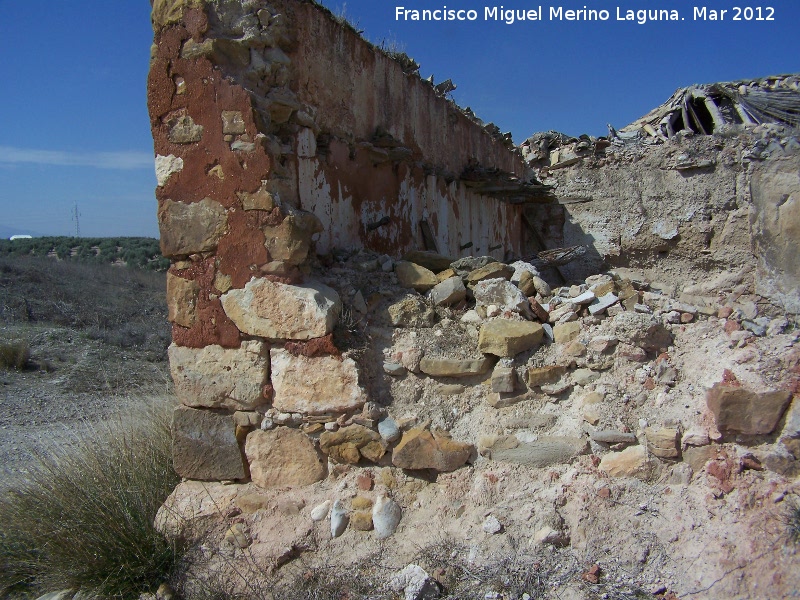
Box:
[521,74,800,173]
[621,73,800,140]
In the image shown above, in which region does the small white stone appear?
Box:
[310,500,331,522]
[389,564,439,600]
[461,309,482,324]
[373,495,402,539]
[482,515,503,534]
[330,500,349,538]
[572,290,596,305]
[378,417,401,443]
[274,412,293,425]
[384,361,407,376]
[155,154,184,186]
[682,428,710,448]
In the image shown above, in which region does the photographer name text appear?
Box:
[394,5,776,25]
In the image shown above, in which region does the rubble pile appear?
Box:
[160,247,799,598]
[148,0,799,591]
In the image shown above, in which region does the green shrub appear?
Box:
[0,399,182,598]
[0,341,31,370]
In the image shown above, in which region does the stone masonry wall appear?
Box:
[147,0,538,482]
[523,129,800,313]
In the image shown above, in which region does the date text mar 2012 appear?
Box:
[694,6,775,20]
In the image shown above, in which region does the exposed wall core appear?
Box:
[148,0,549,482]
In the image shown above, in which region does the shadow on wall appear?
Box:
[523,202,604,284]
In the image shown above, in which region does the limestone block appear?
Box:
[155,154,184,186]
[166,273,199,328]
[151,0,205,29]
[158,198,227,258]
[419,356,494,377]
[472,278,529,314]
[466,262,514,284]
[598,446,649,478]
[572,368,599,385]
[392,428,472,472]
[588,292,619,316]
[262,210,323,265]
[395,261,438,292]
[320,424,385,464]
[706,383,792,435]
[221,110,246,135]
[478,319,544,357]
[517,271,537,296]
[553,321,581,344]
[238,184,275,211]
[244,428,326,488]
[167,114,203,144]
[428,276,466,306]
[172,406,245,481]
[486,390,534,408]
[319,424,380,453]
[610,312,673,352]
[481,435,588,467]
[491,366,516,393]
[169,340,270,410]
[389,565,439,600]
[437,268,457,282]
[350,510,373,531]
[645,427,680,458]
[591,430,637,444]
[266,89,301,124]
[180,38,249,66]
[527,365,566,387]
[386,295,435,327]
[270,348,366,415]
[221,277,340,340]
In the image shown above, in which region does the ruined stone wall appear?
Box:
[525,129,800,313]
[147,0,533,482]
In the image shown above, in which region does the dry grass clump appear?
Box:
[410,536,655,600]
[0,340,31,370]
[0,255,170,361]
[172,533,655,600]
[784,495,800,546]
[0,399,182,598]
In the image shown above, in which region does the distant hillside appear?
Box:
[0,237,169,271]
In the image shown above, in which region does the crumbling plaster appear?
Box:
[148,0,545,483]
[526,131,800,313]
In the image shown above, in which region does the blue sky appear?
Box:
[0,0,797,238]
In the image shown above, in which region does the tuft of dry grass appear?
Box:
[0,340,31,370]
[0,398,182,598]
[785,494,800,546]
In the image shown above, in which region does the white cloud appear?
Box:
[0,146,153,170]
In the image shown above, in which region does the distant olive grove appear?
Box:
[0,237,169,271]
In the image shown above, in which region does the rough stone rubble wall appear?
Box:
[147,0,531,482]
[524,132,800,313]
